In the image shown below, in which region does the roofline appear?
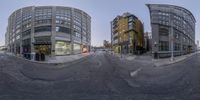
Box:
[146,4,196,22]
[9,6,91,19]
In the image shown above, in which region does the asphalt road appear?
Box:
[0,51,200,100]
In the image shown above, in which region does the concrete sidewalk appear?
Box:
[111,51,198,67]
[4,52,93,64]
[153,52,199,67]
[111,53,137,61]
[45,52,93,64]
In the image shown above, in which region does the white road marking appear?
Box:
[130,68,142,77]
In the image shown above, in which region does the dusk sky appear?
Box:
[0,0,199,46]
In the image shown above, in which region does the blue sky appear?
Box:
[0,0,199,46]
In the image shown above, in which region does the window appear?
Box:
[82,36,87,41]
[82,30,87,35]
[74,20,81,26]
[55,26,71,34]
[16,29,21,34]
[35,8,52,17]
[55,41,71,55]
[74,31,81,38]
[34,26,52,33]
[159,41,169,51]
[74,43,81,50]
[22,38,31,53]
[34,19,52,25]
[73,25,81,31]
[16,35,20,40]
[128,22,133,30]
[175,33,179,39]
[128,17,133,22]
[22,23,31,30]
[55,19,70,26]
[22,29,31,37]
[175,43,180,51]
[159,27,169,36]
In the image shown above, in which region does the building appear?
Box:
[197,40,200,51]
[111,12,144,55]
[144,32,152,51]
[147,4,196,58]
[0,46,6,51]
[5,6,91,58]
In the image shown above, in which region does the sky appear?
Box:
[0,0,199,46]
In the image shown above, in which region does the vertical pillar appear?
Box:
[31,6,35,54]
[51,6,56,56]
[71,8,74,55]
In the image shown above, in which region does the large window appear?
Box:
[73,43,81,54]
[22,29,31,37]
[56,26,71,34]
[159,41,169,51]
[55,41,71,55]
[34,26,52,33]
[35,8,52,17]
[35,19,52,25]
[22,38,31,53]
[159,27,169,36]
[175,43,181,51]
[128,22,133,30]
[74,31,81,38]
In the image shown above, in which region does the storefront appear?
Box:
[34,36,51,55]
[73,43,81,54]
[55,41,71,55]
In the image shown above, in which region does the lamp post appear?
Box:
[154,41,157,59]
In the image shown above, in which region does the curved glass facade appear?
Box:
[147,4,196,58]
[6,6,91,56]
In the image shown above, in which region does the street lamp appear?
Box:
[154,41,157,59]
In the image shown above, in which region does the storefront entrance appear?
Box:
[34,44,51,55]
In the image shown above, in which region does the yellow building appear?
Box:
[111,12,144,54]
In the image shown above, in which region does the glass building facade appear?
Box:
[147,4,196,58]
[5,6,91,57]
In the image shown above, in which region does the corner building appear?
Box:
[147,4,196,58]
[5,6,91,57]
[111,13,144,54]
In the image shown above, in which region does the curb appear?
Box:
[154,53,198,67]
[5,52,93,65]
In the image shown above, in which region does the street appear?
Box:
[0,51,200,100]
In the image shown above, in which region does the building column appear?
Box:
[71,8,75,55]
[51,7,56,57]
[30,7,35,54]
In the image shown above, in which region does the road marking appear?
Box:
[130,68,142,77]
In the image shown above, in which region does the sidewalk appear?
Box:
[45,52,93,64]
[111,51,198,67]
[111,53,137,61]
[5,52,93,64]
[152,52,198,67]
